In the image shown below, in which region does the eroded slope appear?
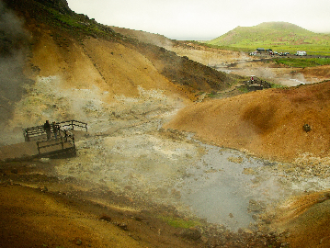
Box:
[166,81,330,162]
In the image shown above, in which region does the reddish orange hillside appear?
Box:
[165,81,330,162]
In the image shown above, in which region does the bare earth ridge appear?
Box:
[166,81,330,163]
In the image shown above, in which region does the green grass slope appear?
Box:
[207,22,330,55]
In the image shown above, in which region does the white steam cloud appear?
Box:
[0,1,31,127]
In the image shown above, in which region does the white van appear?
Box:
[295,51,307,56]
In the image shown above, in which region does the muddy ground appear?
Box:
[2,83,330,248]
[0,95,288,248]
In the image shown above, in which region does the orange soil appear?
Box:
[165,81,330,162]
[271,191,330,248]
[0,183,201,248]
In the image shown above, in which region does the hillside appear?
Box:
[165,81,330,163]
[0,0,238,144]
[208,22,330,54]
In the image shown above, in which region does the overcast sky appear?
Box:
[66,0,330,40]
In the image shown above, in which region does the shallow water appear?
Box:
[177,145,266,231]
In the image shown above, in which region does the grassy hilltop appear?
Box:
[207,22,330,55]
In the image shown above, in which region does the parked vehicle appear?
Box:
[256,48,265,53]
[295,51,307,56]
[279,52,289,56]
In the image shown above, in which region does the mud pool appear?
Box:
[177,145,267,231]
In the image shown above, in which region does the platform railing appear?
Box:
[23,120,87,142]
[56,120,88,132]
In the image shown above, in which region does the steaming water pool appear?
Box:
[176,144,283,231]
[180,146,259,230]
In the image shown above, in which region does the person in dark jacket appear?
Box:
[52,122,60,139]
[44,120,51,140]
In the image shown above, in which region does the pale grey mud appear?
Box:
[177,145,267,231]
[29,87,330,232]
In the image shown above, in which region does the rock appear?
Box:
[241,228,254,234]
[40,186,48,192]
[40,158,50,163]
[73,237,82,246]
[171,189,181,200]
[252,214,259,221]
[248,199,265,213]
[205,235,226,247]
[264,161,276,166]
[116,223,128,231]
[317,192,330,203]
[134,215,144,221]
[303,124,311,132]
[243,168,256,175]
[100,214,112,222]
[43,0,71,14]
[262,217,272,224]
[227,156,243,164]
[180,227,202,240]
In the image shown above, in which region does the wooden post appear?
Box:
[24,130,30,142]
[37,142,41,154]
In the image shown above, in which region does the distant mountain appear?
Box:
[208,22,330,48]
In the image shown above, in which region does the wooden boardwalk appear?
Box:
[0,135,76,162]
[0,120,88,162]
[0,142,39,161]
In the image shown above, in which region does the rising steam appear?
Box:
[0,1,31,127]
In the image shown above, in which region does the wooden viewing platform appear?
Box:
[23,120,87,142]
[0,120,88,162]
